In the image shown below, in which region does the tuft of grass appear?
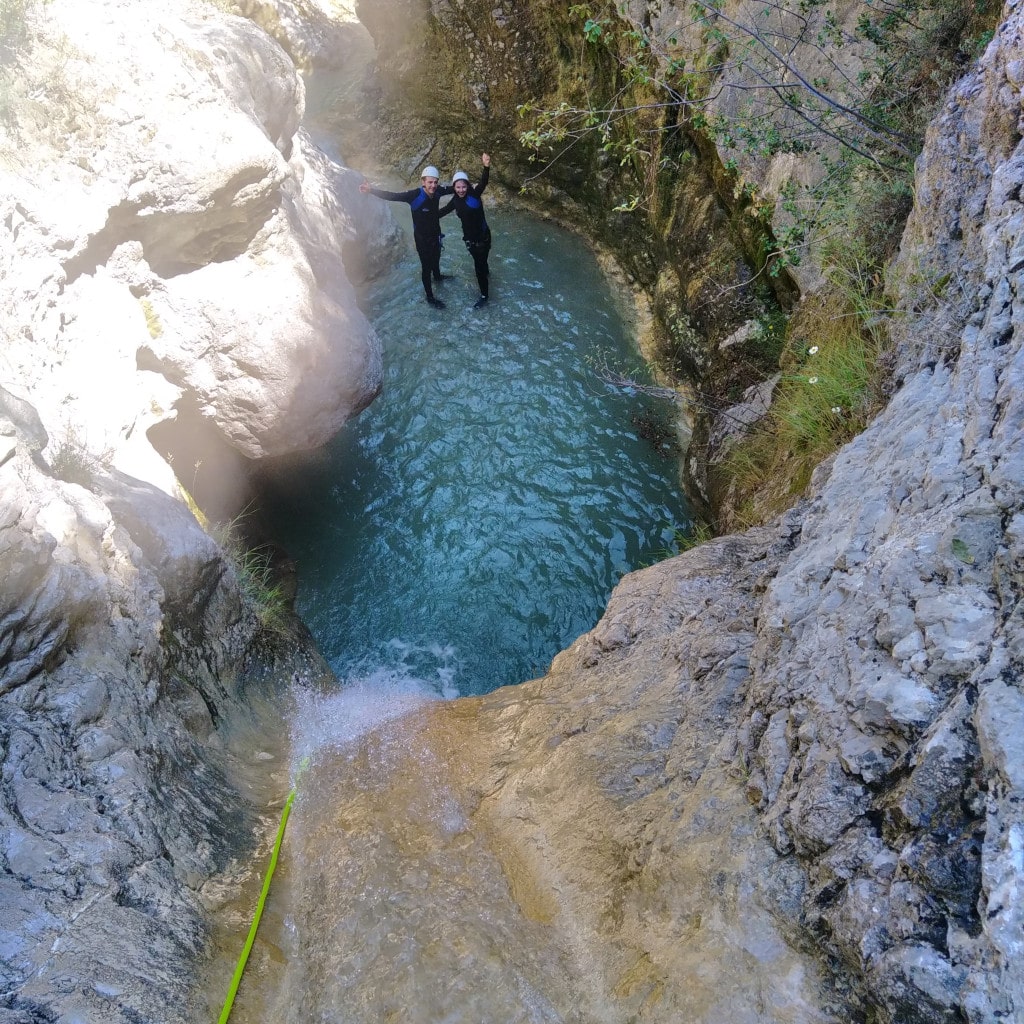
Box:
[48,425,112,489]
[212,517,292,636]
[715,251,892,520]
[675,520,714,552]
[642,519,714,565]
[748,310,788,365]
[177,477,208,530]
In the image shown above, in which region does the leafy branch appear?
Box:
[518,0,994,269]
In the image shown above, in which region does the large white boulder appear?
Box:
[0,0,389,478]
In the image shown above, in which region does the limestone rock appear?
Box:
[272,531,851,1022]
[0,441,240,1021]
[707,372,780,461]
[0,1,368,1018]
[0,0,386,480]
[231,0,371,72]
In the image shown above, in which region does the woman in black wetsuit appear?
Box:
[440,153,492,309]
[359,166,453,308]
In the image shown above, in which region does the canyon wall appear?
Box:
[0,0,398,1019]
[1,0,1021,1021]
[346,0,994,515]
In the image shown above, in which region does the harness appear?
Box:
[465,227,491,254]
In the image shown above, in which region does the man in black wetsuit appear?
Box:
[359,165,453,308]
[440,153,492,309]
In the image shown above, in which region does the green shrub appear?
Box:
[50,439,95,488]
[0,0,80,144]
[48,426,111,489]
[716,262,890,518]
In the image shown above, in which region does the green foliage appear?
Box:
[774,343,872,449]
[0,0,35,124]
[0,2,82,145]
[50,439,95,488]
[0,0,33,54]
[750,310,787,362]
[716,246,892,514]
[517,1,667,190]
[964,27,995,56]
[212,517,292,636]
[514,0,998,525]
[583,16,607,42]
[517,0,1000,270]
[642,519,713,564]
[675,520,714,552]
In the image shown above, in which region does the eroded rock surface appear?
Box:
[0,416,285,1022]
[1,0,397,477]
[0,1,391,1020]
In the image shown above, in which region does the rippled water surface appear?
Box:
[260,211,690,696]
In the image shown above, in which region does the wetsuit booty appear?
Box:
[473,295,488,309]
[427,296,446,309]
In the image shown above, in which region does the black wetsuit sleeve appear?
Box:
[368,187,418,203]
[439,199,456,217]
[476,165,490,195]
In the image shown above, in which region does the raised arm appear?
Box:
[476,153,490,194]
[358,180,417,203]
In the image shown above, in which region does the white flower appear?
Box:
[808,345,819,355]
[831,406,842,414]
[808,376,819,384]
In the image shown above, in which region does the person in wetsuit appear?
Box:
[359,165,453,308]
[439,153,492,309]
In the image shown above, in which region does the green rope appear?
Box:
[218,786,297,1024]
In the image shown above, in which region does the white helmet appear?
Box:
[421,165,440,179]
[452,170,470,183]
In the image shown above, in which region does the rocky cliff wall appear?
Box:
[1,402,277,1023]
[352,0,785,373]
[1,0,401,507]
[0,1,403,1020]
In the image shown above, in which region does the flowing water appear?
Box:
[259,210,691,698]
[209,201,697,1023]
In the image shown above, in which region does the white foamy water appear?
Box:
[289,650,460,778]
